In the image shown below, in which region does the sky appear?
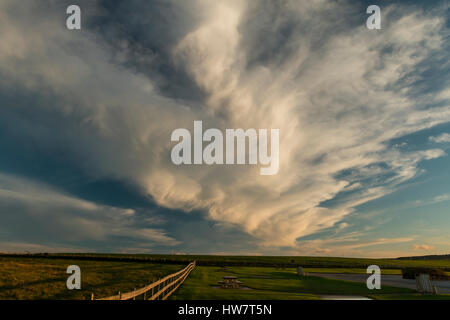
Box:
[0,0,449,258]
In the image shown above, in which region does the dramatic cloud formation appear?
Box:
[0,0,449,255]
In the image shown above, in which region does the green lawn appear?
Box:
[0,257,182,300]
[303,268,402,275]
[5,253,449,270]
[369,294,450,300]
[170,266,414,300]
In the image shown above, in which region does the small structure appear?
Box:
[297,266,304,276]
[218,276,242,289]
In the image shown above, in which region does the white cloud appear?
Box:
[341,237,415,250]
[410,193,450,208]
[433,194,450,203]
[0,173,179,248]
[337,222,350,230]
[413,244,435,251]
[429,133,450,143]
[295,234,414,257]
[0,0,449,252]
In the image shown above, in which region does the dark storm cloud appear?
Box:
[90,0,207,102]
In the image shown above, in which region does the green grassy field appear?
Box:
[1,254,450,300]
[4,253,449,270]
[303,268,402,275]
[170,266,415,300]
[0,257,182,300]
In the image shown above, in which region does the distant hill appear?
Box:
[397,254,450,261]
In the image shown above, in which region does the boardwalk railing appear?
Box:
[96,261,195,300]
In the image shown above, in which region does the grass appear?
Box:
[303,268,402,275]
[4,253,449,270]
[369,294,450,300]
[170,266,414,300]
[0,257,182,300]
[2,254,449,300]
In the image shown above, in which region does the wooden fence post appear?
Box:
[157,279,160,300]
[118,291,122,300]
[163,279,166,298]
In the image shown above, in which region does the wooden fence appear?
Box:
[95,261,195,300]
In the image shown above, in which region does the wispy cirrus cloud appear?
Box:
[291,232,415,257]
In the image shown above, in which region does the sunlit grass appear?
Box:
[2,255,449,300]
[0,257,182,300]
[303,268,402,275]
[170,266,414,300]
